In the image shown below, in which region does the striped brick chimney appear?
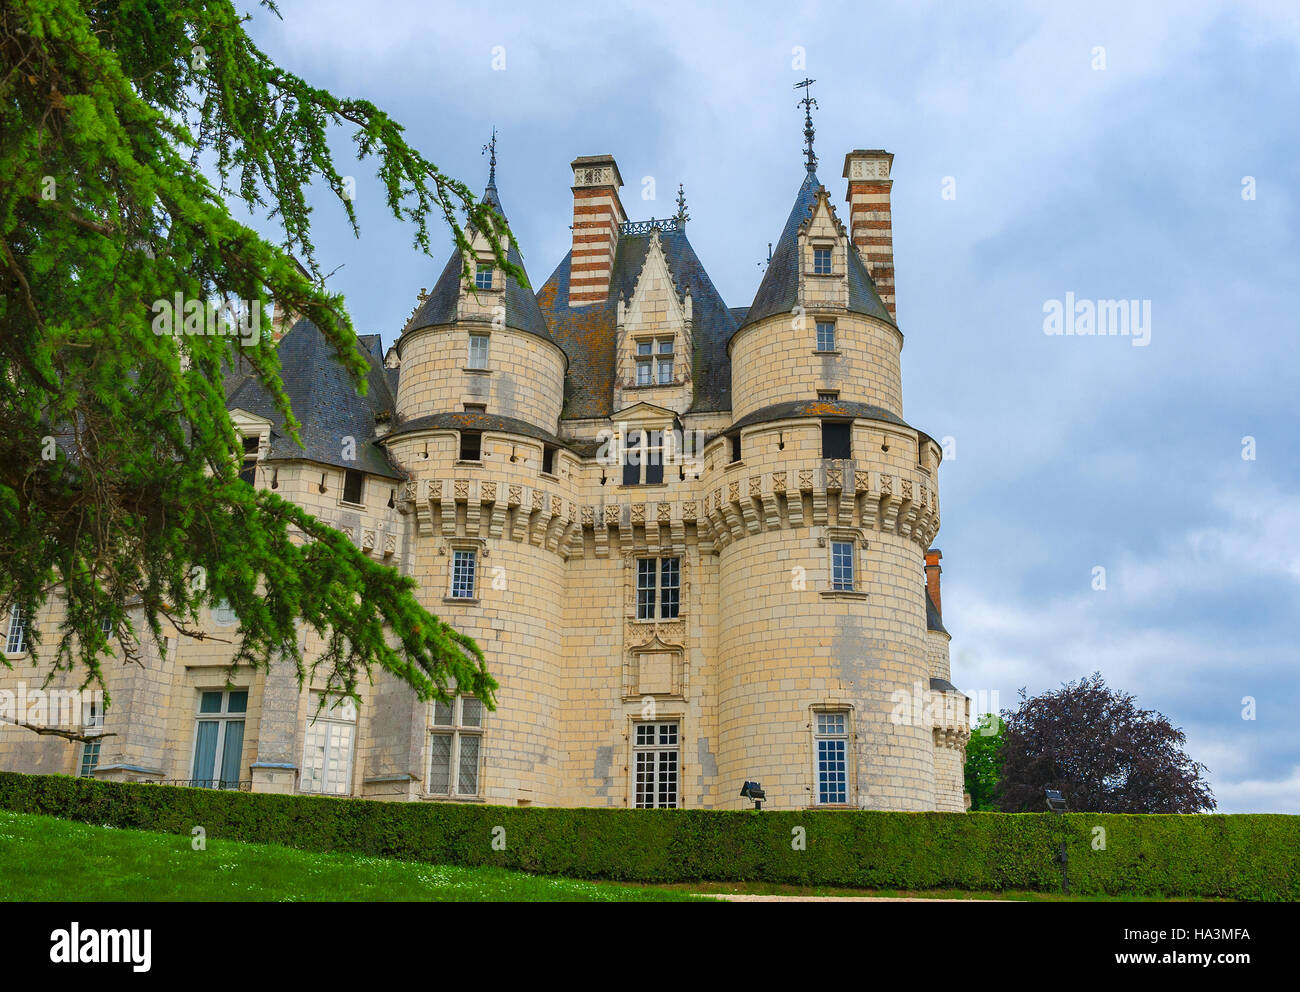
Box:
[843,150,896,319]
[569,155,626,306]
[924,547,943,618]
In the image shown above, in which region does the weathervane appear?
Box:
[482,126,498,188]
[794,78,817,173]
[674,183,690,224]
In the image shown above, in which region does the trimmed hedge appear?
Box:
[1,772,1296,900]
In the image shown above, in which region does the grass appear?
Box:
[0,810,702,902]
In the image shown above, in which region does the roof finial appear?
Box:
[482,126,498,189]
[674,183,690,224]
[794,78,818,173]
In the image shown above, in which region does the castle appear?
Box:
[0,123,971,811]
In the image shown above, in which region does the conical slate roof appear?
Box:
[736,171,895,336]
[404,183,554,345]
[226,319,403,479]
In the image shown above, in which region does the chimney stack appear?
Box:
[843,150,896,319]
[568,155,626,306]
[924,547,943,618]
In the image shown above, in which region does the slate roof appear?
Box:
[735,171,895,338]
[925,588,949,635]
[721,398,912,436]
[403,183,555,346]
[384,411,575,452]
[538,225,738,420]
[226,319,404,479]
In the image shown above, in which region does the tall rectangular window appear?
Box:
[4,603,26,655]
[813,247,832,275]
[300,694,357,796]
[191,690,247,790]
[657,339,674,384]
[636,341,653,385]
[79,700,103,779]
[429,696,483,797]
[474,264,493,291]
[815,711,849,804]
[342,468,365,505]
[239,436,260,485]
[635,556,681,620]
[816,320,836,352]
[831,541,856,592]
[622,430,664,486]
[822,421,852,459]
[467,333,490,370]
[450,549,477,600]
[633,721,679,808]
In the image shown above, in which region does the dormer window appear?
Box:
[636,338,674,386]
[238,436,260,484]
[474,264,494,291]
[813,246,833,275]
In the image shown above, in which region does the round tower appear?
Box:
[383,170,575,807]
[711,161,942,811]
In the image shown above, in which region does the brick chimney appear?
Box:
[924,547,943,618]
[568,155,626,306]
[843,150,896,319]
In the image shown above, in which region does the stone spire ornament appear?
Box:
[794,78,818,173]
[482,126,498,189]
[674,183,690,224]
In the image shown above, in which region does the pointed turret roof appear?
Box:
[404,181,555,345]
[735,171,895,337]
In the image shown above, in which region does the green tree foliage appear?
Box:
[963,713,1004,811]
[0,0,520,711]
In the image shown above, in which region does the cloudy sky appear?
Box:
[241,0,1299,813]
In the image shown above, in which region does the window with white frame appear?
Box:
[816,320,836,352]
[4,603,26,655]
[621,429,665,486]
[635,338,673,386]
[633,721,679,808]
[814,710,850,805]
[450,549,477,600]
[813,246,833,275]
[190,690,247,790]
[428,696,483,797]
[300,694,357,796]
[467,332,490,370]
[656,338,674,384]
[830,540,856,592]
[79,700,103,779]
[238,435,260,485]
[474,263,493,291]
[636,557,680,621]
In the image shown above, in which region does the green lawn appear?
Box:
[0,810,701,902]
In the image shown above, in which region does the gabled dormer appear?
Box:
[796,186,852,313]
[613,226,694,416]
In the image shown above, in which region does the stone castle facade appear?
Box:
[0,141,971,811]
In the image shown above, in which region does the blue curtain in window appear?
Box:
[219,720,244,789]
[192,722,218,788]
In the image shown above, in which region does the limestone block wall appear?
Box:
[395,324,566,432]
[729,312,904,421]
